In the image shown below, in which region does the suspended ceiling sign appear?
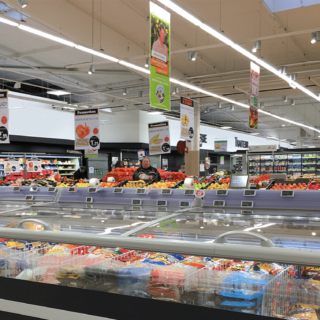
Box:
[248,145,277,152]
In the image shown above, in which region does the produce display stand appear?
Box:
[266,178,310,190]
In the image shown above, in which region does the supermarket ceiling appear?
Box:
[1,0,320,146]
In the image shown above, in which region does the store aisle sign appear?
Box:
[85,148,98,158]
[75,108,100,150]
[214,140,228,152]
[148,121,171,155]
[27,160,41,173]
[248,145,277,152]
[4,160,20,174]
[0,90,9,144]
[249,62,260,130]
[180,97,194,140]
[137,149,145,160]
[149,2,171,111]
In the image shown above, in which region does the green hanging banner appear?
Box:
[149,2,171,111]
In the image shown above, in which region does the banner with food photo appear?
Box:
[74,108,100,150]
[27,160,41,173]
[214,140,228,152]
[0,90,9,144]
[249,61,260,129]
[4,159,20,174]
[180,97,194,140]
[148,121,171,155]
[149,2,171,111]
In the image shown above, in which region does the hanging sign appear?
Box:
[150,2,171,111]
[180,97,194,140]
[4,159,20,174]
[75,108,100,150]
[85,148,98,158]
[214,140,228,152]
[137,149,146,160]
[0,90,9,144]
[249,62,260,129]
[27,160,41,173]
[148,121,171,155]
[248,145,277,152]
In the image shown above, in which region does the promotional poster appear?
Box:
[249,62,260,129]
[180,97,194,140]
[148,121,171,155]
[0,90,9,144]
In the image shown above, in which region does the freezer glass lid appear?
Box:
[131,211,320,250]
[0,205,176,236]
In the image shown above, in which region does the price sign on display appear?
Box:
[27,160,41,173]
[4,160,21,174]
[195,189,205,198]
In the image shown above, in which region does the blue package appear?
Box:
[221,300,256,307]
[219,289,263,300]
[222,272,269,286]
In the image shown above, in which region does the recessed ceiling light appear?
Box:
[48,90,71,96]
[282,124,286,127]
[221,126,232,129]
[312,232,316,236]
[200,226,204,229]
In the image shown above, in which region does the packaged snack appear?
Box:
[302,267,320,280]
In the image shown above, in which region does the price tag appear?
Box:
[113,188,123,193]
[241,210,253,215]
[86,197,93,203]
[216,189,228,196]
[157,200,167,207]
[161,189,172,195]
[47,187,56,192]
[195,189,205,198]
[132,199,142,205]
[241,201,254,208]
[180,201,190,207]
[136,188,146,194]
[184,190,194,195]
[88,188,97,193]
[132,206,142,210]
[213,200,225,207]
[243,190,256,196]
[13,186,21,191]
[281,190,294,197]
[68,187,77,192]
[25,195,34,201]
[213,209,225,214]
[30,186,38,192]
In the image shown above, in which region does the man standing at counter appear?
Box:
[133,157,161,182]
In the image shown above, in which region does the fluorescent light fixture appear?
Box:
[100,108,112,113]
[47,90,71,96]
[0,17,19,27]
[267,136,278,140]
[62,106,76,110]
[18,25,76,47]
[244,223,276,232]
[311,32,317,44]
[165,116,179,121]
[280,139,287,142]
[148,111,163,115]
[157,0,202,26]
[76,45,119,62]
[291,142,297,144]
[309,146,316,148]
[221,126,232,129]
[119,60,150,74]
[250,132,260,135]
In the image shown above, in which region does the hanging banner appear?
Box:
[27,160,41,173]
[248,145,277,152]
[148,121,171,155]
[4,159,20,174]
[150,2,171,111]
[137,149,145,160]
[85,148,99,158]
[180,97,194,140]
[214,140,228,152]
[75,108,100,150]
[249,62,260,129]
[0,90,9,144]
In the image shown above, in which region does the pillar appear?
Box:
[185,99,200,176]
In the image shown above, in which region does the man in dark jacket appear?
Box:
[74,166,87,180]
[133,157,161,182]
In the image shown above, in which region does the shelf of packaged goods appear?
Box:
[302,157,317,159]
[302,163,317,165]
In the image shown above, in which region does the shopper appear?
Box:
[133,157,161,182]
[115,161,125,168]
[74,166,87,180]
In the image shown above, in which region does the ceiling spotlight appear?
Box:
[282,124,286,127]
[217,102,222,109]
[282,96,288,102]
[289,73,297,81]
[312,232,317,236]
[123,88,128,96]
[138,91,143,98]
[279,66,287,74]
[311,32,317,44]
[88,64,95,75]
[259,102,264,108]
[188,51,197,61]
[17,0,28,8]
[230,105,234,111]
[204,107,208,114]
[252,40,261,53]
[145,57,150,68]
[14,82,21,89]
[172,87,179,95]
[290,99,295,105]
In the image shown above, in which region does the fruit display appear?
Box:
[150,181,177,189]
[122,180,146,188]
[251,174,270,184]
[270,183,307,190]
[103,168,137,182]
[307,182,320,190]
[177,182,208,190]
[207,182,229,189]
